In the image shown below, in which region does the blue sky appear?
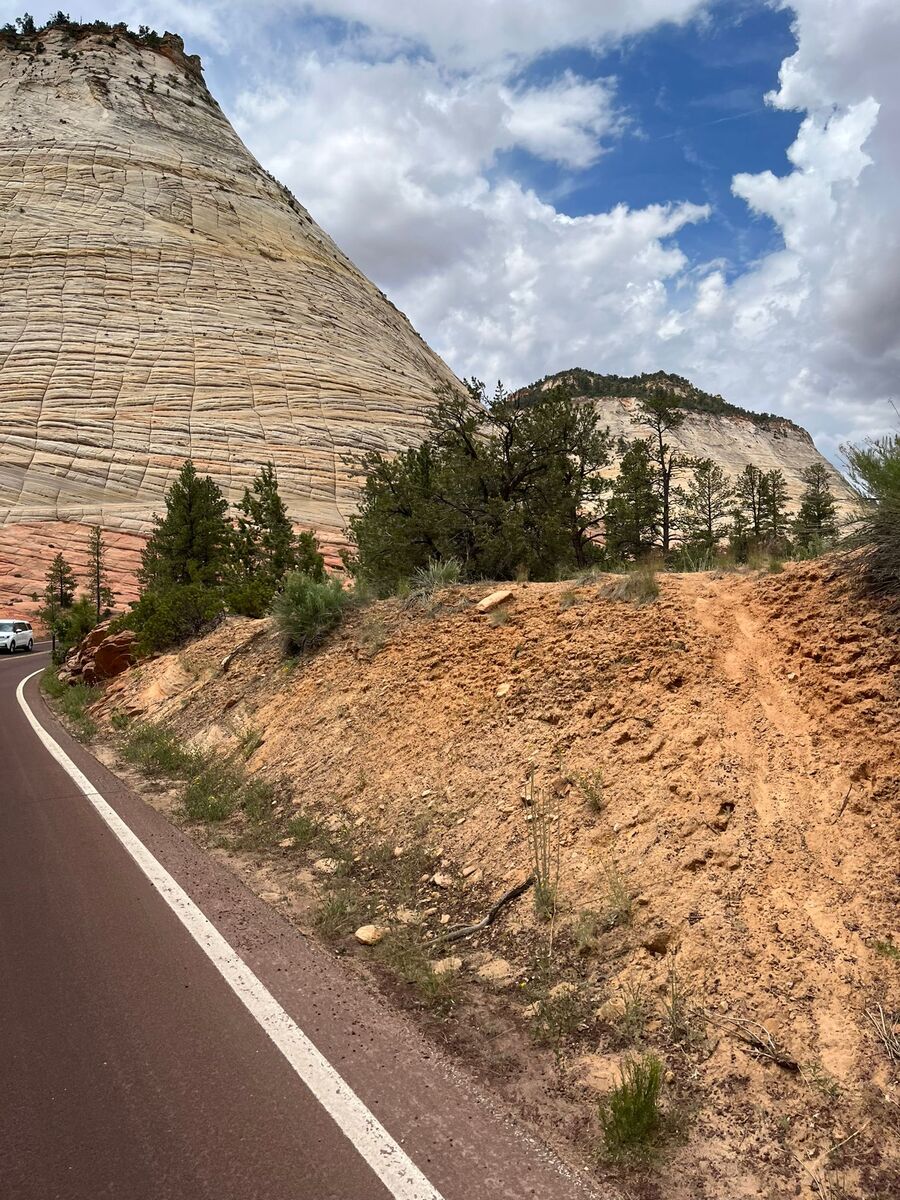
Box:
[4,0,899,458]
[506,3,797,268]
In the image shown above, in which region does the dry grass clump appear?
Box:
[599,564,659,605]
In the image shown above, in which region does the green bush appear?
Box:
[41,667,97,739]
[182,762,240,822]
[120,721,198,778]
[599,1054,665,1160]
[121,583,225,653]
[273,571,347,655]
[843,432,900,612]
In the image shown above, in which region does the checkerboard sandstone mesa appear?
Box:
[0,22,459,617]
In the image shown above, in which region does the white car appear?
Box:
[0,620,34,653]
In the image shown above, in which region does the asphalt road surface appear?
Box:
[0,647,595,1200]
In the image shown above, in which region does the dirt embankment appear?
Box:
[91,561,899,1198]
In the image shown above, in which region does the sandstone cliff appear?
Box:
[0,23,458,615]
[522,370,857,513]
[0,26,856,622]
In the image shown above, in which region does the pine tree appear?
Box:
[603,438,661,559]
[679,459,733,551]
[793,463,837,546]
[234,463,317,585]
[229,464,324,615]
[636,391,685,553]
[87,525,114,619]
[46,552,77,607]
[734,464,766,538]
[139,460,232,590]
[762,469,790,543]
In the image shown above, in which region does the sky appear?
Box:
[6,2,900,461]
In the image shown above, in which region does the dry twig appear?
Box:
[441,876,534,944]
[866,1004,900,1066]
[706,1012,800,1071]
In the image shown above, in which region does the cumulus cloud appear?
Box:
[3,0,898,455]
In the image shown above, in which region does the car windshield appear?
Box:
[0,622,14,631]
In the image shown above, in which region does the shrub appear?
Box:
[121,582,225,653]
[410,557,461,597]
[599,1054,664,1160]
[529,982,592,1047]
[273,571,347,655]
[41,667,97,739]
[570,767,604,812]
[120,721,198,778]
[842,431,900,612]
[182,762,240,822]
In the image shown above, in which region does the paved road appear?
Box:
[0,648,594,1200]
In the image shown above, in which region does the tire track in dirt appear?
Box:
[687,574,871,1077]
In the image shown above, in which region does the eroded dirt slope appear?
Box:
[95,562,899,1198]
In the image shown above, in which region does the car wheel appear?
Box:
[26,639,33,652]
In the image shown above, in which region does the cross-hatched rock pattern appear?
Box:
[0,28,458,616]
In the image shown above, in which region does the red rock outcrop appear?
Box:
[58,623,138,686]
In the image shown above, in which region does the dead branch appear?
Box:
[441,876,534,943]
[706,1012,800,1071]
[866,1004,900,1066]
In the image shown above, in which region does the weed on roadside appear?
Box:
[570,767,604,813]
[574,909,602,957]
[874,939,900,963]
[663,953,705,1047]
[41,668,99,739]
[525,775,560,922]
[181,762,241,822]
[314,884,365,941]
[604,981,652,1047]
[238,726,263,760]
[285,811,327,852]
[599,564,659,605]
[530,981,594,1049]
[601,860,634,929]
[599,1054,666,1162]
[120,721,198,778]
[376,930,459,1016]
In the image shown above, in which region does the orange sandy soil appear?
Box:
[92,561,899,1198]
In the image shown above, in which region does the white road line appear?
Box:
[16,670,445,1200]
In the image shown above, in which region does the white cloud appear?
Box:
[3,0,898,456]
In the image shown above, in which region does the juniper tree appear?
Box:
[793,463,837,546]
[636,391,685,553]
[348,380,612,592]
